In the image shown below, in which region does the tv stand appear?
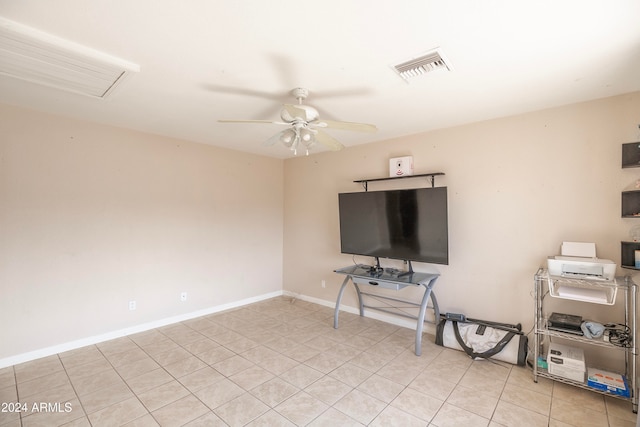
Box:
[333,264,440,356]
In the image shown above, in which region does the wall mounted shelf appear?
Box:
[622,142,640,169]
[622,190,640,217]
[354,172,444,191]
[621,241,640,270]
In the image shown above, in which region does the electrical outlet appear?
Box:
[180,292,187,302]
[321,280,326,288]
[129,300,136,311]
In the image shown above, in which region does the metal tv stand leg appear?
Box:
[415,279,439,356]
[333,276,351,329]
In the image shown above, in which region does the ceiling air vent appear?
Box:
[0,17,140,98]
[392,48,452,81]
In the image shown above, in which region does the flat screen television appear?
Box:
[338,187,448,265]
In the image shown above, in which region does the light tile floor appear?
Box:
[0,296,637,426]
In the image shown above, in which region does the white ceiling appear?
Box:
[1,0,639,159]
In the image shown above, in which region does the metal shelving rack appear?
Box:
[533,268,638,412]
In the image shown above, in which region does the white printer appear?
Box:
[547,242,615,282]
[546,242,618,305]
[547,256,616,282]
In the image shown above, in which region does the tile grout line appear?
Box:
[94,338,160,426]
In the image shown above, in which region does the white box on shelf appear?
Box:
[548,343,585,382]
[389,156,413,177]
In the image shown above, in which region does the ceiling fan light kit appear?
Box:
[280,129,296,145]
[219,87,377,156]
[279,125,317,155]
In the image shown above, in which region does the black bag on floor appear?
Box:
[435,315,528,366]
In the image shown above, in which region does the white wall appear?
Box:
[2,92,639,369]
[0,104,284,365]
[283,92,640,367]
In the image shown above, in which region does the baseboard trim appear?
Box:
[283,291,437,335]
[2,289,436,369]
[0,290,283,369]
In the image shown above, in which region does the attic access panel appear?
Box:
[0,17,139,98]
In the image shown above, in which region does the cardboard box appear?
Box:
[587,368,630,397]
[547,343,585,382]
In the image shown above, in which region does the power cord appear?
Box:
[604,323,633,348]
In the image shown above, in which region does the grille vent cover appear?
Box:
[393,48,452,81]
[0,17,139,98]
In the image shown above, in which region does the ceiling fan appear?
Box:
[219,87,377,155]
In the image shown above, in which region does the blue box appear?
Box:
[587,368,630,397]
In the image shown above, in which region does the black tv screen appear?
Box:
[338,187,448,265]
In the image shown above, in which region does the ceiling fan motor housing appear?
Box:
[290,87,309,100]
[281,104,318,122]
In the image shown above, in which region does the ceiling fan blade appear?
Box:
[315,119,378,133]
[219,119,272,124]
[218,119,288,125]
[202,84,283,100]
[310,87,373,99]
[264,130,286,146]
[315,130,345,151]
